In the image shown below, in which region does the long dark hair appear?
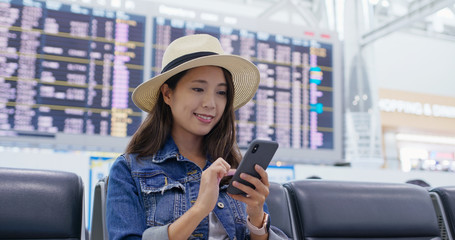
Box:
[126,67,241,172]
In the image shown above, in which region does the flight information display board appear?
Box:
[152,17,334,150]
[0,0,144,138]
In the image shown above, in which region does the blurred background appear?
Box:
[0,0,454,228]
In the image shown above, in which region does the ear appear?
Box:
[161,83,172,106]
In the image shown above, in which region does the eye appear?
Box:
[192,88,204,92]
[217,90,227,96]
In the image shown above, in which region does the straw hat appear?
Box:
[132,34,260,112]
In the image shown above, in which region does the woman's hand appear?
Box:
[193,157,232,216]
[228,164,270,227]
[168,158,233,240]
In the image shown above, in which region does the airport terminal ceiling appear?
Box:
[146,0,455,42]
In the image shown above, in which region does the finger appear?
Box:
[210,163,228,173]
[228,187,253,202]
[213,165,229,184]
[214,157,229,167]
[228,183,260,206]
[232,179,257,198]
[205,161,229,184]
[214,157,231,171]
[228,192,249,202]
[239,173,263,191]
[255,165,270,187]
[239,172,269,198]
[210,159,230,174]
[226,169,236,176]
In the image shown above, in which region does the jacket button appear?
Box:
[217,202,224,208]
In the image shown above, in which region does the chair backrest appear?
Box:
[266,182,297,239]
[0,167,85,240]
[90,176,109,240]
[284,180,441,240]
[431,186,455,240]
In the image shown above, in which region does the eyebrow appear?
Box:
[191,79,227,87]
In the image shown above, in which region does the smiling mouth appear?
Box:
[194,113,214,121]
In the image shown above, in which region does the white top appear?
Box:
[208,212,230,240]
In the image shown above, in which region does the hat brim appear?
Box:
[132,55,260,112]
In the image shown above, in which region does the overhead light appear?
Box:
[96,0,106,6]
[200,13,219,22]
[224,16,237,25]
[396,133,455,145]
[369,0,380,5]
[436,8,454,19]
[325,0,335,30]
[124,0,135,10]
[381,0,390,8]
[159,5,196,19]
[432,17,445,33]
[111,0,121,8]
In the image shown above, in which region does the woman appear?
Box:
[106,34,288,240]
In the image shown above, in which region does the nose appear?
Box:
[202,92,216,109]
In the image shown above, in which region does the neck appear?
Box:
[172,131,206,168]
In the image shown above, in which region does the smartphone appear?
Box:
[227,139,279,195]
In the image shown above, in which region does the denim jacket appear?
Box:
[106,137,289,240]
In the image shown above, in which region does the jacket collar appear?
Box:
[143,136,214,165]
[147,136,183,163]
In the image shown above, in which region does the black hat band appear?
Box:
[161,51,218,73]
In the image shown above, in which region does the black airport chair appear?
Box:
[284,180,441,240]
[0,167,86,240]
[90,176,109,240]
[430,186,455,240]
[266,182,298,239]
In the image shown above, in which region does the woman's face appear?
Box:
[162,66,228,139]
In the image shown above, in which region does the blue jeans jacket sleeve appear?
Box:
[106,155,148,240]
